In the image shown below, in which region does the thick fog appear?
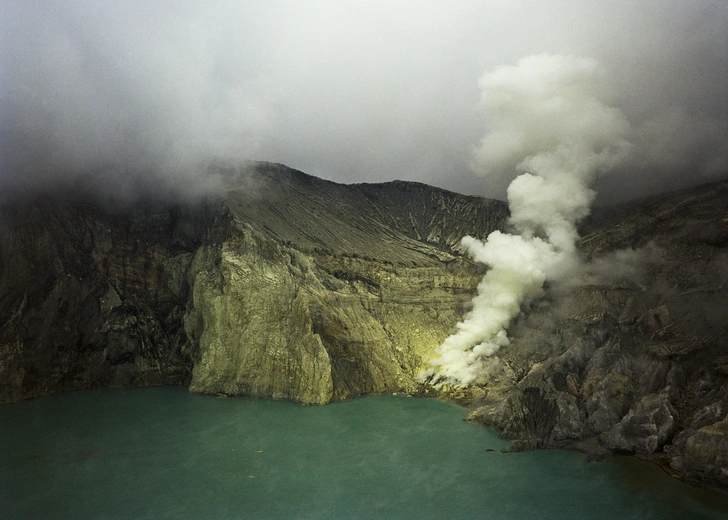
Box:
[1,0,726,202]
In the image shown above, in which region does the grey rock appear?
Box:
[671,415,728,486]
[0,163,505,404]
[602,392,677,454]
[1,162,727,493]
[467,179,728,492]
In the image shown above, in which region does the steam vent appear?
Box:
[1,162,728,494]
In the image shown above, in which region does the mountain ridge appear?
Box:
[0,162,726,493]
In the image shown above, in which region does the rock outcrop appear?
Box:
[0,197,228,401]
[0,162,506,405]
[465,179,728,492]
[1,162,726,492]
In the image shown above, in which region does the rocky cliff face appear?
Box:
[1,162,726,492]
[0,162,506,405]
[0,196,227,401]
[465,179,728,492]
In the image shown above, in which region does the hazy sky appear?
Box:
[1,0,726,202]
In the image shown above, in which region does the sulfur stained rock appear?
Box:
[184,240,335,404]
[0,162,502,404]
[182,217,485,403]
[1,162,727,493]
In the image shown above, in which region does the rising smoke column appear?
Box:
[424,54,631,387]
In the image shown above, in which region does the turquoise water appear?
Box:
[1,388,727,519]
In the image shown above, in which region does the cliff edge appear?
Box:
[1,162,726,492]
[466,178,728,492]
[0,162,506,404]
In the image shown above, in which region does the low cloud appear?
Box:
[0,1,725,204]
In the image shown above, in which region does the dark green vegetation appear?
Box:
[0,162,726,493]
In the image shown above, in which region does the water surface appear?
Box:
[1,387,727,519]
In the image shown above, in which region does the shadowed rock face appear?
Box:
[0,197,228,401]
[1,162,726,492]
[0,162,506,405]
[466,179,728,493]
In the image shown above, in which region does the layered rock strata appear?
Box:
[1,162,726,492]
[0,163,506,404]
[465,179,728,492]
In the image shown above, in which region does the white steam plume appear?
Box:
[423,54,630,387]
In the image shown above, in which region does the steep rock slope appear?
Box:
[183,163,507,403]
[0,162,506,404]
[0,198,227,401]
[2,163,726,492]
[466,179,728,492]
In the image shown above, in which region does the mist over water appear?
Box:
[1,388,727,519]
